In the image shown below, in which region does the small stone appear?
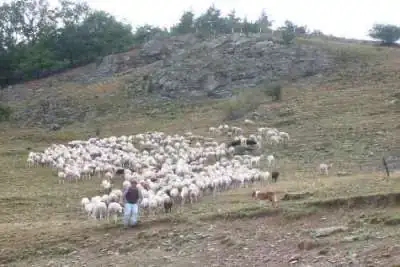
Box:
[312,226,348,237]
[318,248,329,255]
[298,239,319,250]
[289,254,300,264]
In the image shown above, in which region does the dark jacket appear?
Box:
[124,186,140,204]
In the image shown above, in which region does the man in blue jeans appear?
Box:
[123,180,140,229]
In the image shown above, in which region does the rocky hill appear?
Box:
[0,33,336,127]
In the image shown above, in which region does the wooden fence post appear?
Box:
[382,156,390,178]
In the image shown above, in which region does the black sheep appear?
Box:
[115,168,125,175]
[164,199,173,213]
[271,171,280,183]
[228,140,241,147]
[245,139,257,146]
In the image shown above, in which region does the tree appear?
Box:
[226,9,241,33]
[134,24,166,43]
[0,0,136,87]
[278,20,296,44]
[257,9,272,33]
[369,24,400,44]
[171,10,195,35]
[242,17,249,37]
[194,4,226,36]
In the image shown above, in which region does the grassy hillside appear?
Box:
[0,37,400,266]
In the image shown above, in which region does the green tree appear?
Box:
[171,10,195,34]
[0,0,136,87]
[226,9,241,33]
[278,20,296,44]
[369,24,400,44]
[134,24,166,43]
[257,9,272,33]
[194,4,226,36]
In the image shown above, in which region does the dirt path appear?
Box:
[10,208,400,267]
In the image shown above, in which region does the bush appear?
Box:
[369,24,400,45]
[263,82,282,101]
[220,89,265,121]
[0,104,12,122]
[281,30,295,44]
[278,20,296,44]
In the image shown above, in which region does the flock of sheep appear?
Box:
[26,122,317,223]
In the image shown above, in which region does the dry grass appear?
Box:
[1,37,400,264]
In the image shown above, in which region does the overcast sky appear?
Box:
[2,0,400,40]
[83,0,400,40]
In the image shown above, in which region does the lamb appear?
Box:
[107,202,123,223]
[251,189,279,208]
[319,163,333,176]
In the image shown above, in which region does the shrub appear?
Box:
[369,24,400,45]
[221,89,265,121]
[281,30,295,44]
[263,82,282,101]
[0,104,12,122]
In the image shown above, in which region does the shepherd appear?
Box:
[123,180,140,229]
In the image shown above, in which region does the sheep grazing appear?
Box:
[115,168,125,175]
[266,154,275,168]
[92,201,107,220]
[245,139,257,146]
[259,171,270,184]
[81,197,90,210]
[244,119,255,125]
[27,125,292,222]
[271,171,279,183]
[319,163,333,176]
[163,197,173,213]
[107,202,123,223]
[251,189,279,208]
[228,140,241,147]
[101,179,112,194]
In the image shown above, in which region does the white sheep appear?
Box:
[92,201,107,220]
[266,154,275,168]
[31,128,294,218]
[244,119,255,125]
[107,202,123,223]
[81,197,90,210]
[319,163,333,176]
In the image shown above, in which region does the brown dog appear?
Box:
[252,189,279,208]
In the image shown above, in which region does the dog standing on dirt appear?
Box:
[251,189,279,208]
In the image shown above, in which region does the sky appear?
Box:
[82,0,400,40]
[2,0,400,40]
